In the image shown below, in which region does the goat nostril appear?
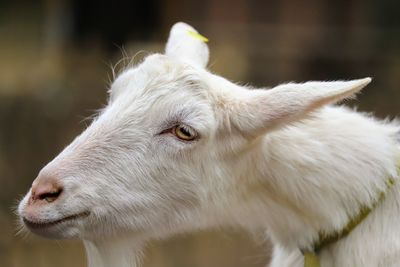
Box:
[30,171,63,203]
[39,190,62,203]
[31,184,63,203]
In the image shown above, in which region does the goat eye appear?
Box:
[174,124,198,141]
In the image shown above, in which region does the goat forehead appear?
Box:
[108,80,207,122]
[115,55,210,94]
[94,55,227,140]
[109,61,215,116]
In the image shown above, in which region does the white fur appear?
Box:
[18,22,400,267]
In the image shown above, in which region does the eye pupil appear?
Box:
[179,126,191,136]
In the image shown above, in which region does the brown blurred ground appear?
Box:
[0,1,399,266]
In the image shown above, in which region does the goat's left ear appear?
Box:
[165,22,209,68]
[231,78,372,137]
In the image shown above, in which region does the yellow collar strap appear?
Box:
[303,175,397,267]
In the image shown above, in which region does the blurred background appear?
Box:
[1,0,399,266]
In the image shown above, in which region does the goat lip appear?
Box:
[23,211,90,229]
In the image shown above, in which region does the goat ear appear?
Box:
[231,78,372,137]
[165,22,209,68]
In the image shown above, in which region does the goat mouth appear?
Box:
[23,211,90,229]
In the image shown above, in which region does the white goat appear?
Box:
[18,22,400,267]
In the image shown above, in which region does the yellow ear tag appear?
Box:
[303,251,321,267]
[187,30,209,43]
